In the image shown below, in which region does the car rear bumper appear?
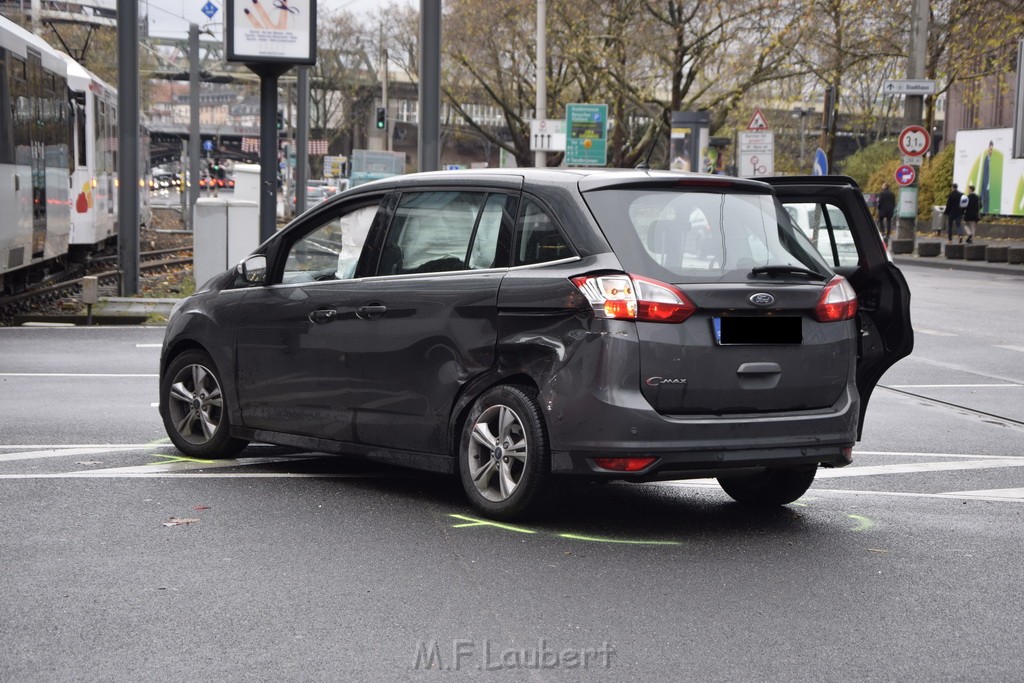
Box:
[539,323,859,478]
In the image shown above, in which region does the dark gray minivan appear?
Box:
[159,169,912,519]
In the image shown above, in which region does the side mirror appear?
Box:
[240,255,267,285]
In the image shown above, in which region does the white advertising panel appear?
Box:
[954,127,1023,216]
[226,0,317,65]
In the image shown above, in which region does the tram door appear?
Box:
[27,51,45,258]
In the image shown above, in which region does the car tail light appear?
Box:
[813,275,858,322]
[572,274,696,323]
[593,457,658,472]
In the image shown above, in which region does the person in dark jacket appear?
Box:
[876,183,896,240]
[944,183,964,242]
[963,184,980,244]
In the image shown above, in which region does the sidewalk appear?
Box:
[890,233,1024,277]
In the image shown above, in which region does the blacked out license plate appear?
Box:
[712,316,802,345]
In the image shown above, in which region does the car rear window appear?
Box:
[582,188,834,284]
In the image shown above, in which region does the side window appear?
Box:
[378,191,484,275]
[783,201,859,268]
[468,193,515,270]
[280,204,379,284]
[514,198,573,266]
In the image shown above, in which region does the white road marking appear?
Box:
[662,482,1024,504]
[135,344,162,348]
[854,450,1020,460]
[0,444,162,450]
[885,383,1022,388]
[79,456,305,475]
[0,471,407,480]
[0,373,158,378]
[0,446,157,463]
[815,459,1024,478]
[994,345,1024,353]
[914,328,957,336]
[942,488,1024,501]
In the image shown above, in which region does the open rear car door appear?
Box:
[761,175,914,437]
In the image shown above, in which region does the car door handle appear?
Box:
[356,304,387,320]
[308,308,338,324]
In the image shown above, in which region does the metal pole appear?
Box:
[896,0,929,242]
[534,0,547,168]
[380,22,391,152]
[116,0,140,296]
[800,111,807,170]
[418,0,441,172]
[296,67,310,214]
[257,65,288,242]
[188,23,201,230]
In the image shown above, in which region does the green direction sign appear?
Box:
[565,103,608,167]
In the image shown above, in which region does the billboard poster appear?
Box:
[226,0,317,65]
[953,127,1023,216]
[670,111,710,173]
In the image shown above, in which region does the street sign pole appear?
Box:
[894,0,930,249]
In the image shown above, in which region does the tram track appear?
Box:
[0,248,193,325]
[879,384,1024,431]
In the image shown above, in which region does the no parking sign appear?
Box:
[895,164,916,186]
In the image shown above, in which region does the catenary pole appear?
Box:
[419,0,441,172]
[534,0,547,168]
[187,23,200,230]
[116,0,140,295]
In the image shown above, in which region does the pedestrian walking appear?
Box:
[963,184,980,243]
[876,182,896,241]
[944,183,964,242]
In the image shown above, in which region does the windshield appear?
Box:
[582,188,833,284]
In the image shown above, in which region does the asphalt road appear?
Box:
[1,263,1023,681]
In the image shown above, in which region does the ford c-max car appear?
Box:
[159,169,912,519]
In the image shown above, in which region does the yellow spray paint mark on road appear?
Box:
[558,533,680,546]
[847,514,875,532]
[448,514,536,534]
[448,515,679,545]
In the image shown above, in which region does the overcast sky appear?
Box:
[146,0,417,38]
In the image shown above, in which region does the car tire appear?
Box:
[161,350,248,459]
[717,467,817,506]
[458,385,550,521]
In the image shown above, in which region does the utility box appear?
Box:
[193,198,260,287]
[232,163,260,204]
[81,276,98,304]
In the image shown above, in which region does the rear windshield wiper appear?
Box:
[751,264,828,281]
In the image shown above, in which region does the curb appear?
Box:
[93,297,180,317]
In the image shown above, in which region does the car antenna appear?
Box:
[635,116,665,171]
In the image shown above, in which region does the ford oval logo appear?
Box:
[750,292,775,306]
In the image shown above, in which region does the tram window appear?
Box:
[0,52,9,164]
[74,101,86,167]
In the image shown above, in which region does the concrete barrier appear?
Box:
[1008,246,1024,265]
[890,238,915,254]
[985,246,1008,263]
[964,244,987,261]
[917,241,941,257]
[944,243,965,259]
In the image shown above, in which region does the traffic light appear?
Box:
[276,110,284,131]
[375,107,386,130]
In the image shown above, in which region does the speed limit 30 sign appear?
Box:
[898,125,931,157]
